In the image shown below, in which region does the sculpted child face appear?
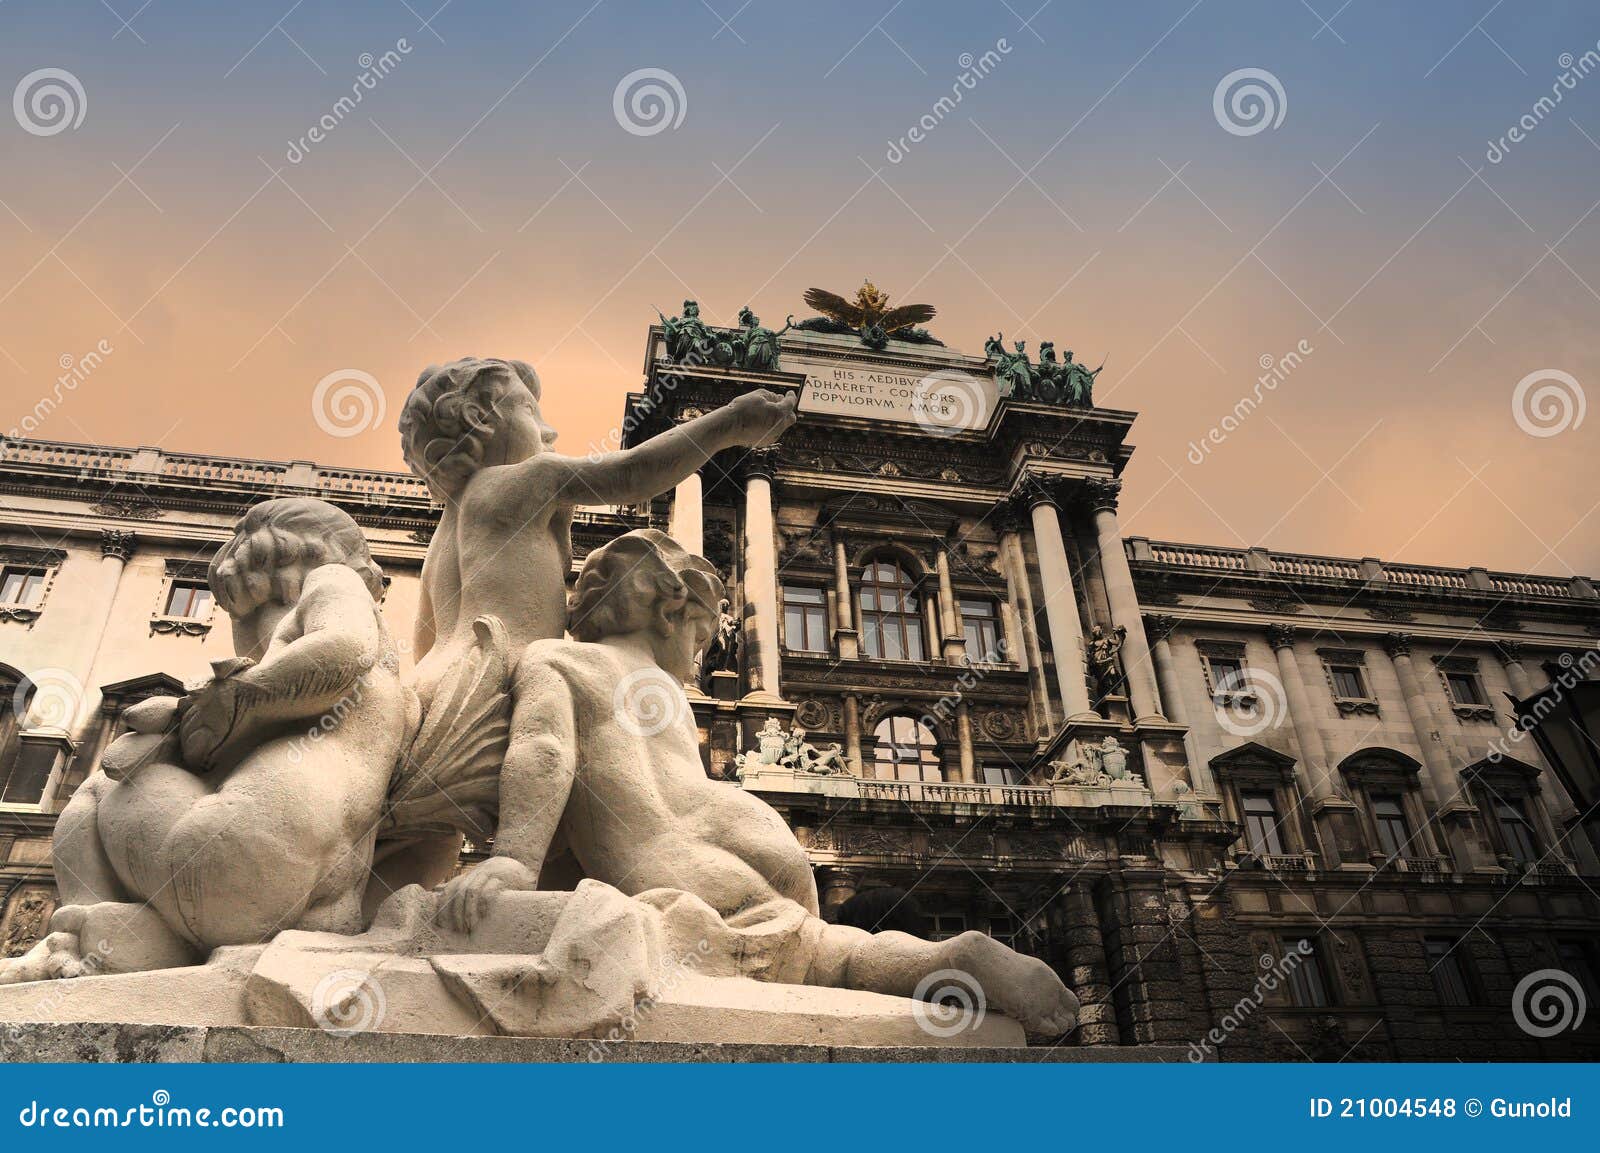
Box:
[399,358,557,499]
[655,600,717,681]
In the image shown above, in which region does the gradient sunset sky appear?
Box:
[1,1,1597,574]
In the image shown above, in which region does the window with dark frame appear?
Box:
[0,566,47,606]
[1371,793,1413,860]
[872,715,941,782]
[1240,789,1286,856]
[1424,937,1474,1007]
[781,583,828,653]
[1329,664,1368,700]
[858,561,925,662]
[163,581,214,620]
[1493,797,1540,866]
[960,597,1003,662]
[1556,941,1600,1005]
[1445,671,1487,706]
[1282,936,1333,1007]
[1207,655,1248,697]
[928,913,968,942]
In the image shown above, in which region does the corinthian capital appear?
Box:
[1264,623,1298,650]
[1382,632,1413,659]
[99,529,135,561]
[1080,477,1123,514]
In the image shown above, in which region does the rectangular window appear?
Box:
[1283,936,1333,1007]
[0,741,56,805]
[1240,789,1285,856]
[988,914,1019,949]
[1330,665,1367,700]
[928,913,967,942]
[1446,671,1486,706]
[960,598,1003,663]
[1371,793,1412,859]
[164,581,214,620]
[1207,656,1247,697]
[0,567,47,606]
[1494,798,1540,866]
[781,584,828,653]
[1424,937,1473,1007]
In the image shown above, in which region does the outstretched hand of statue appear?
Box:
[177,668,255,772]
[725,389,798,447]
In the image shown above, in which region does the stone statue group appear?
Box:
[984,334,1102,408]
[0,358,1076,1040]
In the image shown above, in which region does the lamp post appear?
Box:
[1511,678,1600,861]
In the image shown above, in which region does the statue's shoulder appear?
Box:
[300,562,377,605]
[517,637,620,687]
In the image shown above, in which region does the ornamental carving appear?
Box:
[1364,604,1415,623]
[777,526,830,567]
[794,698,835,730]
[977,708,1021,741]
[89,496,165,520]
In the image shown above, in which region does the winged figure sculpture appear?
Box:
[795,280,942,348]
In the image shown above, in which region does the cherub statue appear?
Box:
[381,358,796,896]
[0,499,411,984]
[437,529,1077,1036]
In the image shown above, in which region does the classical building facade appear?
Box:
[2,304,1597,1058]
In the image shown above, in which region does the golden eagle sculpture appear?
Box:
[794,279,942,348]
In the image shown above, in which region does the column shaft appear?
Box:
[1001,528,1053,731]
[1028,499,1095,721]
[742,473,782,698]
[1090,502,1165,722]
[956,700,976,783]
[843,693,863,775]
[668,470,704,556]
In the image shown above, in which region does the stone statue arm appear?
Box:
[534,390,798,507]
[436,657,575,932]
[179,566,384,771]
[413,574,436,662]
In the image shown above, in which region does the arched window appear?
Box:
[873,715,941,782]
[859,560,925,661]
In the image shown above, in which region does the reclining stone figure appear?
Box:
[431,528,1079,1037]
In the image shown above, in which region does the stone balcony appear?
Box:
[739,764,1158,812]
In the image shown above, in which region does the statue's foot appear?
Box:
[945,931,1079,1039]
[0,931,88,985]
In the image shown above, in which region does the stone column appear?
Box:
[1054,887,1120,1046]
[1267,624,1362,866]
[955,700,976,783]
[842,693,864,775]
[831,532,858,660]
[740,450,783,701]
[1022,478,1096,723]
[997,510,1053,732]
[1146,613,1216,800]
[1083,479,1165,724]
[817,867,862,920]
[920,574,942,660]
[1385,633,1494,872]
[935,544,966,663]
[31,530,135,809]
[667,468,704,557]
